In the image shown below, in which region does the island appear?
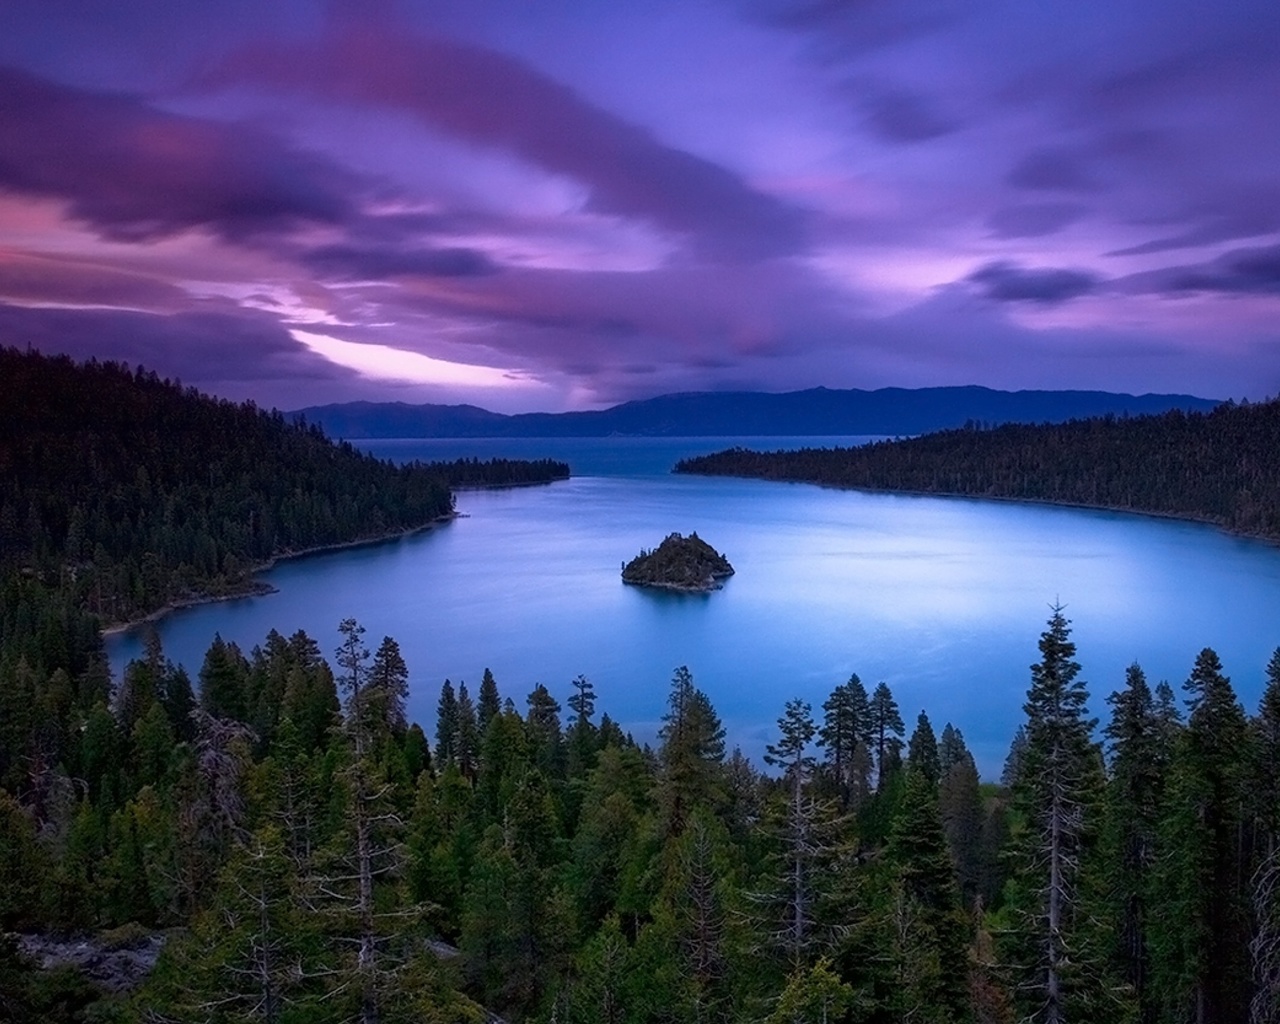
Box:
[621,531,735,592]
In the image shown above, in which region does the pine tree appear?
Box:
[763,699,824,969]
[566,915,630,1024]
[886,765,972,1023]
[662,809,745,1023]
[567,674,599,777]
[658,666,726,838]
[334,618,370,733]
[1005,605,1106,1024]
[907,711,941,785]
[129,701,175,791]
[938,723,968,779]
[818,674,871,811]
[455,681,479,780]
[868,682,905,791]
[525,683,565,781]
[151,826,318,1021]
[1002,724,1027,789]
[1252,648,1280,1024]
[330,618,415,1024]
[476,707,531,828]
[476,667,501,730]
[938,745,984,910]
[435,679,459,768]
[1102,663,1168,1022]
[764,957,856,1024]
[368,635,410,736]
[568,747,647,935]
[1152,648,1252,1024]
[198,632,250,722]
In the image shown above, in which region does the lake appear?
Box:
[105,436,1280,778]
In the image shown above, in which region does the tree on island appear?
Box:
[621,532,735,592]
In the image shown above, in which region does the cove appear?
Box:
[105,437,1280,778]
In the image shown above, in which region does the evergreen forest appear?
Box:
[676,398,1280,543]
[5,351,1280,1022]
[0,347,565,645]
[3,603,1280,1023]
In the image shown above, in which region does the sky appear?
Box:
[1,0,1279,412]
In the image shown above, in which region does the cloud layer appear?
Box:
[0,0,1278,409]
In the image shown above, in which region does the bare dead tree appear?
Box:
[1252,847,1280,1024]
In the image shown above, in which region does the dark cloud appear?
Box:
[967,261,1099,304]
[210,27,807,260]
[986,202,1086,239]
[347,257,847,389]
[301,244,496,280]
[0,66,358,242]
[0,301,343,386]
[1124,244,1280,296]
[1107,198,1280,257]
[0,252,191,309]
[860,88,957,143]
[2,1,1279,409]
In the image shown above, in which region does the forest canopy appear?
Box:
[4,349,1280,1021]
[0,348,566,630]
[676,398,1280,542]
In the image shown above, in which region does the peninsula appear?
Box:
[621,532,735,592]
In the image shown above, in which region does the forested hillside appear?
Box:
[4,349,1280,1022]
[0,347,455,628]
[2,605,1279,1023]
[425,456,570,489]
[677,399,1280,542]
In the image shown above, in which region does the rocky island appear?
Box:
[621,532,735,592]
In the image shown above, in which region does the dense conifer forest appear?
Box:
[426,457,569,490]
[5,350,1280,1022]
[675,398,1280,542]
[3,600,1279,1023]
[0,348,567,640]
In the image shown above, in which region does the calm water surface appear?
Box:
[106,437,1280,777]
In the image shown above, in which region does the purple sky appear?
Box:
[2,0,1278,411]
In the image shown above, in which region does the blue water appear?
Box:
[105,437,1280,779]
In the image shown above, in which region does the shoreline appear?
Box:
[451,477,569,492]
[100,513,458,637]
[678,469,1280,549]
[621,569,735,595]
[622,578,725,594]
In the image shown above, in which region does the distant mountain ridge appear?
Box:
[291,386,1221,438]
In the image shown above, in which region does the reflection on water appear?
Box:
[106,437,1280,778]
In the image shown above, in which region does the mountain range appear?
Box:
[290,386,1221,438]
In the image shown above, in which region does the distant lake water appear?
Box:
[106,436,1280,778]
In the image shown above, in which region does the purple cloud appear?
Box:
[967,262,1100,304]
[0,301,342,386]
[300,244,496,281]
[0,0,1277,409]
[859,87,957,144]
[1123,244,1280,297]
[0,66,358,242]
[209,26,808,260]
[0,251,191,310]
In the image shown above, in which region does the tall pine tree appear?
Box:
[1152,648,1252,1024]
[1005,605,1107,1024]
